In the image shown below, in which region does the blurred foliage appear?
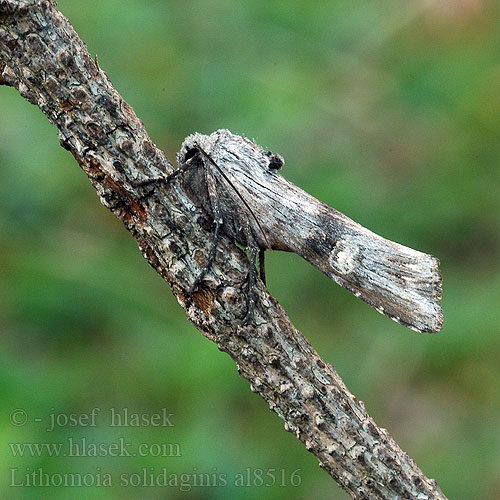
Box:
[1,0,499,499]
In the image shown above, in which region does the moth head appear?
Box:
[183,147,200,163]
[263,150,284,171]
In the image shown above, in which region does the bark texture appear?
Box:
[0,1,448,499]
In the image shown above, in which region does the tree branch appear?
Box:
[0,1,448,498]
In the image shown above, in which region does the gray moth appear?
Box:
[174,129,443,333]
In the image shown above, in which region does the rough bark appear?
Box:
[0,1,448,499]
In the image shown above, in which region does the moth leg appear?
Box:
[189,163,222,293]
[189,214,222,293]
[135,159,195,190]
[242,245,258,324]
[258,248,266,286]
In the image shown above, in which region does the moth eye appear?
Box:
[263,150,284,171]
[184,147,199,162]
[268,154,284,171]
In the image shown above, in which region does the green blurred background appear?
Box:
[1,1,499,498]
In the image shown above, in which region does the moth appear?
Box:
[167,129,443,333]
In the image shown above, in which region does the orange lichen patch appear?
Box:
[105,175,121,192]
[126,195,147,223]
[191,288,213,314]
[59,98,73,112]
[105,175,147,224]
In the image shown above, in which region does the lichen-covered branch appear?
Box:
[0,1,448,498]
